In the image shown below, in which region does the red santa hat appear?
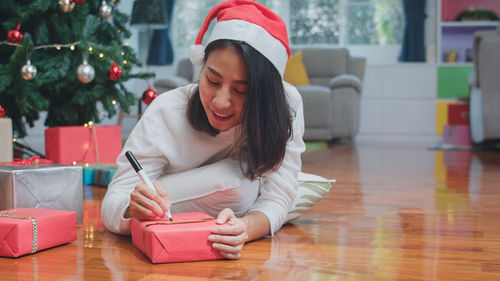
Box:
[189,0,290,78]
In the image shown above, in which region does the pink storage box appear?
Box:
[45,125,122,165]
[0,208,77,258]
[131,212,226,263]
[443,125,471,146]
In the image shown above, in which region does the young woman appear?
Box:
[101,0,305,260]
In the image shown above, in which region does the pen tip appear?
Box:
[169,217,173,221]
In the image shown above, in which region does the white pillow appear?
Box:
[285,172,335,222]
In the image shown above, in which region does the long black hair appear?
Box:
[187,39,293,180]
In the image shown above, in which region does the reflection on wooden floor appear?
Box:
[1,141,500,280]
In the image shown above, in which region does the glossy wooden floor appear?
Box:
[1,141,500,280]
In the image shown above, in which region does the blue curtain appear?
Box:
[147,0,175,65]
[399,0,426,62]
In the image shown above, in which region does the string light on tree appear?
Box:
[21,60,37,80]
[7,24,24,44]
[108,61,122,81]
[100,0,112,19]
[142,86,158,105]
[0,1,155,138]
[77,58,95,84]
[59,0,75,12]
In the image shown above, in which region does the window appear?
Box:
[172,0,403,48]
[290,0,403,45]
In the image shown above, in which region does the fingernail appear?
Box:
[208,235,215,240]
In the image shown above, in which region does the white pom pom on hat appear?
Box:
[189,44,205,67]
[188,0,290,77]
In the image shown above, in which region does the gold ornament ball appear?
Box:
[100,1,112,19]
[21,60,37,80]
[77,60,95,84]
[59,0,75,12]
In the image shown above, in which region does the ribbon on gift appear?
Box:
[0,156,53,166]
[78,124,101,165]
[0,210,38,254]
[142,218,216,253]
[145,218,215,226]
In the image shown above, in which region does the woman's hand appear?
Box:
[209,208,249,260]
[125,181,171,220]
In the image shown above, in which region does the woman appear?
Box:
[101,0,305,260]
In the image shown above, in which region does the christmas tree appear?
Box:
[0,0,154,138]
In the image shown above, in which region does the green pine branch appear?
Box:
[0,0,154,138]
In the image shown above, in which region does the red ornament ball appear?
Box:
[7,24,24,44]
[108,61,122,81]
[0,105,6,118]
[142,86,159,105]
[74,0,85,4]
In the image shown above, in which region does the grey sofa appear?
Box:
[470,28,500,143]
[292,47,366,141]
[154,46,366,141]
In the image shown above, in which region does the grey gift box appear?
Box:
[0,164,83,223]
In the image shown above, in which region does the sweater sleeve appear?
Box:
[101,89,184,235]
[247,83,306,235]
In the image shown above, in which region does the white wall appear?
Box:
[357,63,440,143]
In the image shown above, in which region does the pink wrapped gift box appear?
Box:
[443,125,471,146]
[131,212,226,263]
[45,125,122,165]
[0,208,77,258]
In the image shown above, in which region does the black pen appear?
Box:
[125,150,173,221]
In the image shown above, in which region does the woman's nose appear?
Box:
[213,86,231,109]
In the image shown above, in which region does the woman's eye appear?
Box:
[234,88,247,95]
[206,76,219,85]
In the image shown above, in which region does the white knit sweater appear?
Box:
[101,82,305,235]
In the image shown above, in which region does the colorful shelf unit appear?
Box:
[437,66,473,99]
[435,0,499,134]
[438,0,500,64]
[441,0,500,22]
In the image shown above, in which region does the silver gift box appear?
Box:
[0,165,83,223]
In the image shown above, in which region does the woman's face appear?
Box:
[199,45,248,132]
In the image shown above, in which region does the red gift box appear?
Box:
[0,208,77,258]
[448,103,469,126]
[45,125,122,165]
[131,212,226,263]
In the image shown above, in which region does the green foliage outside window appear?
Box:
[172,0,403,47]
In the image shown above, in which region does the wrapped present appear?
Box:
[0,158,83,223]
[45,125,122,165]
[131,212,226,263]
[0,208,77,258]
[91,166,116,187]
[0,117,13,163]
[443,125,472,146]
[82,164,116,186]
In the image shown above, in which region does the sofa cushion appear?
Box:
[284,51,310,86]
[296,85,331,128]
[300,47,348,79]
